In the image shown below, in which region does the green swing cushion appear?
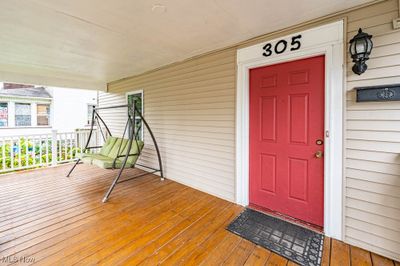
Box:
[81,154,107,164]
[77,136,118,163]
[77,153,100,163]
[76,153,90,160]
[83,138,144,169]
[92,157,124,169]
[107,138,128,159]
[122,140,144,165]
[99,137,118,156]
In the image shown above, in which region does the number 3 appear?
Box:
[262,43,272,57]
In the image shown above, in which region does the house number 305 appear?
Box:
[262,35,302,57]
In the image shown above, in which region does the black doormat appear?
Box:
[227,208,324,266]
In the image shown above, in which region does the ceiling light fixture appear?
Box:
[152,4,167,13]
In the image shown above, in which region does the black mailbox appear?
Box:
[356,84,400,102]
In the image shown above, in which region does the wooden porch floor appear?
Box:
[0,164,398,266]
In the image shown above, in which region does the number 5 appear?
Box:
[290,35,302,51]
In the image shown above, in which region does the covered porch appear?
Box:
[1,0,400,264]
[0,164,397,265]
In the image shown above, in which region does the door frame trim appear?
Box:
[235,20,344,240]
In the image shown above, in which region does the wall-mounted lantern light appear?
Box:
[349,28,373,75]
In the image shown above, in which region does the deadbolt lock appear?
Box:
[315,151,323,158]
[316,139,323,145]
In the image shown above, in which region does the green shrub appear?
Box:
[0,138,82,171]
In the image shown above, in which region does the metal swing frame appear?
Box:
[66,101,164,203]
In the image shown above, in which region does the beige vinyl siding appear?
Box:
[106,0,400,261]
[345,0,400,261]
[106,48,236,201]
[97,92,127,137]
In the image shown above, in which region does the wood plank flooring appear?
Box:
[0,164,398,265]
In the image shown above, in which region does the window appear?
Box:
[37,104,50,126]
[127,92,143,140]
[87,105,95,125]
[15,103,31,126]
[0,103,8,127]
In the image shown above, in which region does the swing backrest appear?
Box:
[99,137,118,156]
[108,138,128,159]
[98,136,143,164]
[122,140,144,165]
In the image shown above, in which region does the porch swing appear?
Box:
[66,100,164,203]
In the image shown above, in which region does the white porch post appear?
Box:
[8,101,15,127]
[51,129,57,166]
[31,103,37,126]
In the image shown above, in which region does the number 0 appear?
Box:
[274,40,287,54]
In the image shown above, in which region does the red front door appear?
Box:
[249,55,325,227]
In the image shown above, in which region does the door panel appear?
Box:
[288,157,308,201]
[249,55,325,227]
[261,97,277,142]
[260,153,276,193]
[288,94,309,144]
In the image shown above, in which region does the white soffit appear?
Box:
[0,0,373,90]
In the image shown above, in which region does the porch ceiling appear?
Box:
[0,0,373,91]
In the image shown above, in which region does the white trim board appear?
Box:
[235,20,344,240]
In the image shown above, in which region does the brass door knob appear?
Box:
[315,151,323,158]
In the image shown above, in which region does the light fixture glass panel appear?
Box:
[355,39,366,54]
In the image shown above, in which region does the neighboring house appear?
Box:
[0,83,97,137]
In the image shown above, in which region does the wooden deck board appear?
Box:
[0,164,398,266]
[330,239,351,266]
[321,236,331,266]
[351,246,372,266]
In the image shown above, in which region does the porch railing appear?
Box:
[0,129,101,173]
